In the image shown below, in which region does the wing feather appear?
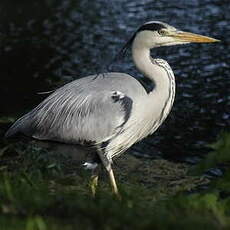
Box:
[5,77,133,146]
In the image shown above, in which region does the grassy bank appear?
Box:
[0,132,230,230]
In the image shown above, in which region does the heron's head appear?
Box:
[124,21,219,51]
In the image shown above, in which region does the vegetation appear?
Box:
[0,131,230,230]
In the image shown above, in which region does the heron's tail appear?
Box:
[5,114,33,138]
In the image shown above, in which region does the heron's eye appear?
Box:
[158,29,168,36]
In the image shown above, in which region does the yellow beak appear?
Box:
[172,31,220,43]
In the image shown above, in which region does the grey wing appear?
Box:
[5,84,133,145]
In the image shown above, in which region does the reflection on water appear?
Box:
[0,0,229,157]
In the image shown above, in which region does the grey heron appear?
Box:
[5,21,218,197]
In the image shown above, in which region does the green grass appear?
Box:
[0,132,230,230]
[191,132,230,174]
[1,173,230,230]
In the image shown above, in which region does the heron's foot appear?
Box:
[90,175,98,197]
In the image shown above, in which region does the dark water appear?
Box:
[0,0,229,158]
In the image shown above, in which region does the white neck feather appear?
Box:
[131,41,171,94]
[131,37,176,135]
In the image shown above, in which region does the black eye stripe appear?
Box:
[137,23,166,32]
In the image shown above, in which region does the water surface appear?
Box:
[0,0,229,158]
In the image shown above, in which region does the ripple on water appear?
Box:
[0,0,229,158]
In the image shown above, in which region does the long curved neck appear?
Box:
[131,41,176,135]
[131,43,170,94]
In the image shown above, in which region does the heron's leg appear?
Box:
[90,168,99,197]
[97,150,121,199]
[103,163,121,199]
[107,165,119,195]
[82,161,99,197]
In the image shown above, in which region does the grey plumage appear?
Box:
[5,21,218,196]
[5,73,146,155]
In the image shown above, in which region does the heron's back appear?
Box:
[5,72,147,145]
